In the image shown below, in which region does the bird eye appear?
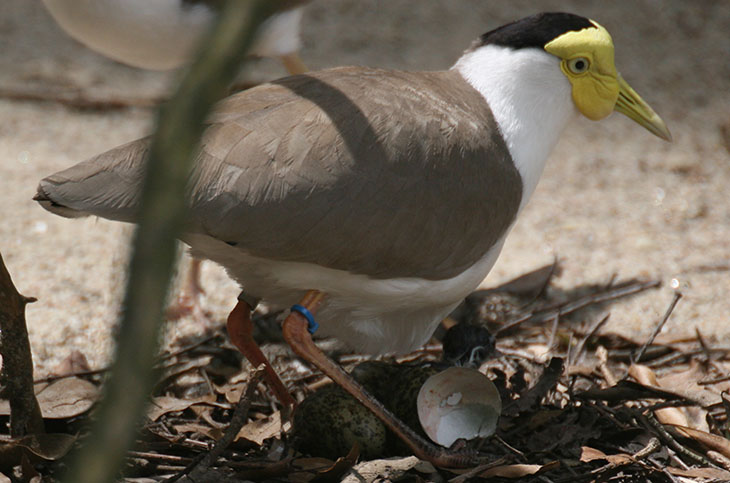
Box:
[567,57,590,74]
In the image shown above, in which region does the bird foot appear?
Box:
[166,258,217,328]
[226,300,296,415]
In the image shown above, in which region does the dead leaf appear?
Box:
[0,378,99,419]
[147,394,216,421]
[236,411,282,445]
[480,461,560,478]
[341,456,421,483]
[50,350,91,377]
[311,443,359,482]
[630,365,689,426]
[0,433,77,470]
[292,457,335,472]
[579,447,633,465]
[667,466,730,479]
[577,380,688,403]
[17,433,77,460]
[214,382,243,404]
[670,425,730,460]
[173,422,223,441]
[580,446,609,462]
[494,261,560,297]
[36,377,98,419]
[659,360,725,407]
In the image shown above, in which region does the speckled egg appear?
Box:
[293,384,387,460]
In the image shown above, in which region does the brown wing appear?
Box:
[36,67,522,280]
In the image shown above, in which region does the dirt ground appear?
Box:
[0,1,728,376]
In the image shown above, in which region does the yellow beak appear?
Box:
[614,75,672,141]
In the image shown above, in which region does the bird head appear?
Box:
[542,16,672,141]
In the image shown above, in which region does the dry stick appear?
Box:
[34,333,220,384]
[165,367,264,483]
[127,452,193,465]
[571,313,611,366]
[546,313,560,352]
[0,251,44,437]
[496,279,660,336]
[634,292,683,363]
[647,347,730,369]
[0,86,160,111]
[60,2,304,483]
[640,411,719,468]
[698,374,730,386]
[447,456,510,483]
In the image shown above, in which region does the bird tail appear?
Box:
[34,137,151,222]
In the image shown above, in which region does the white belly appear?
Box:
[184,232,507,354]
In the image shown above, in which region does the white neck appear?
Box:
[453,44,576,211]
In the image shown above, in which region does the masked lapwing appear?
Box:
[35,12,671,466]
[41,0,309,73]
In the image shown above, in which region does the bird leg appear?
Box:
[166,258,208,323]
[226,300,296,412]
[282,290,485,468]
[279,52,308,75]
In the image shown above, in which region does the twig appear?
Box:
[546,313,560,353]
[640,411,718,468]
[34,367,109,384]
[447,456,510,483]
[695,327,713,365]
[0,251,44,436]
[60,2,302,482]
[165,366,264,482]
[157,334,220,363]
[496,279,660,335]
[0,86,160,111]
[34,334,219,384]
[698,374,730,386]
[635,292,682,362]
[127,451,193,464]
[571,313,611,366]
[503,357,564,416]
[493,435,525,459]
[646,346,730,368]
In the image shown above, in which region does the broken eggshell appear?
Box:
[417,366,501,447]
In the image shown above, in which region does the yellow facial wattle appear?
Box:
[544,21,619,120]
[544,20,671,141]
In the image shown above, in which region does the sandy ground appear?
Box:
[0,1,728,376]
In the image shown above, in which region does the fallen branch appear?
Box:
[496,279,660,336]
[0,251,44,437]
[0,86,160,111]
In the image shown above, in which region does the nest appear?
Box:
[3,263,730,482]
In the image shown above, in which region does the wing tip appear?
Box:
[34,181,88,219]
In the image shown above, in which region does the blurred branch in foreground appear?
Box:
[61,1,304,482]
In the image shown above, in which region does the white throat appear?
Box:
[453,44,576,211]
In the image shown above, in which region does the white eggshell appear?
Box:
[417,367,501,447]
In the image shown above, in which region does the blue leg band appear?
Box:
[290,304,319,335]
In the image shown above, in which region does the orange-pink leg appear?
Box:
[167,258,207,322]
[226,300,296,411]
[279,52,308,75]
[281,290,483,468]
